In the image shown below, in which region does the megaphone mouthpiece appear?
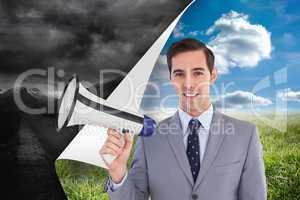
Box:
[57,74,79,131]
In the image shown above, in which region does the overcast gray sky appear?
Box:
[0,0,191,92]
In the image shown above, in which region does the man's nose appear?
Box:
[183,74,196,90]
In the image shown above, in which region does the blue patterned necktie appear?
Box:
[186,118,201,182]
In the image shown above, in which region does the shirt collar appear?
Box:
[178,104,214,134]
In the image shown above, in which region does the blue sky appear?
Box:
[142,0,300,115]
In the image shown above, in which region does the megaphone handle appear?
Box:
[101,128,126,168]
[101,153,117,167]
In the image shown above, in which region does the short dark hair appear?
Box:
[167,38,215,74]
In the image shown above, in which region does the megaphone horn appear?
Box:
[57,75,156,136]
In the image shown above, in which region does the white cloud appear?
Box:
[277,88,300,102]
[214,90,272,108]
[172,22,200,38]
[188,30,199,36]
[172,22,185,38]
[279,33,295,47]
[206,10,272,74]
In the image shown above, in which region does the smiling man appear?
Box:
[100,38,267,200]
[167,38,216,117]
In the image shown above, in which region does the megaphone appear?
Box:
[57,75,156,136]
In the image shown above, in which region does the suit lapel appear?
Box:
[166,111,194,186]
[194,110,226,189]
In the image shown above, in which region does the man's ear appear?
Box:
[210,67,218,85]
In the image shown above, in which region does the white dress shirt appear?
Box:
[109,104,214,190]
[178,104,213,163]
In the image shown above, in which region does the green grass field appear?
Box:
[55,114,300,200]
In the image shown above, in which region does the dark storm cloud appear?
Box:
[0,0,191,82]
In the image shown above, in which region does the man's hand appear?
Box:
[99,128,134,183]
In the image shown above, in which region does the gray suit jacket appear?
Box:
[107,110,267,200]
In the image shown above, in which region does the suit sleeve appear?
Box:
[238,125,267,200]
[107,137,150,200]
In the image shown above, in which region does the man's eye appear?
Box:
[194,71,204,76]
[175,73,184,77]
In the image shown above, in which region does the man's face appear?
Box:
[170,50,217,114]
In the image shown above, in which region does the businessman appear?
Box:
[99,38,267,200]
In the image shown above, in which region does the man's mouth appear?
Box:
[183,92,199,97]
